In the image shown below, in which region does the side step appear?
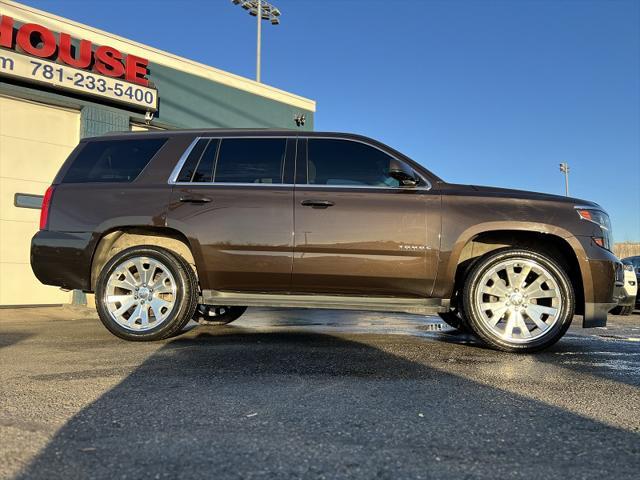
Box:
[200,290,449,316]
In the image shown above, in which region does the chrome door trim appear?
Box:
[168,138,200,184]
[168,135,433,191]
[172,182,296,187]
[168,136,292,185]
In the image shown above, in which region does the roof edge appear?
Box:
[0,0,316,112]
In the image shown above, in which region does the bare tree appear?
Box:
[613,242,640,259]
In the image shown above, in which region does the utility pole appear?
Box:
[231,1,281,83]
[256,0,262,83]
[559,162,570,197]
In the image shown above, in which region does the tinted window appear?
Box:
[307,139,404,187]
[214,139,286,184]
[177,139,209,182]
[192,140,219,183]
[62,138,166,183]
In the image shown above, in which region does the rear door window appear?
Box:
[192,140,219,183]
[176,139,220,183]
[62,138,167,183]
[176,139,209,182]
[213,138,286,184]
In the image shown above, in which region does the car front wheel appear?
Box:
[462,248,575,353]
[95,246,198,341]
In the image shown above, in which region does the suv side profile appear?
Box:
[31,130,623,352]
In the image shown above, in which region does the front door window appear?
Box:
[306,138,407,187]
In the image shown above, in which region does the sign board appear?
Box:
[0,14,158,112]
[0,49,158,111]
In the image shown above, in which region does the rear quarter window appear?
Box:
[62,138,167,183]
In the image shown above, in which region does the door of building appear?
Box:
[0,95,79,305]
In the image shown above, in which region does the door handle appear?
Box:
[179,196,212,204]
[301,199,335,209]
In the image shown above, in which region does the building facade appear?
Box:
[0,0,315,306]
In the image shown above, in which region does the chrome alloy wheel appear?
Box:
[104,256,178,331]
[473,258,562,343]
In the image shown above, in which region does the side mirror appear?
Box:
[388,169,419,187]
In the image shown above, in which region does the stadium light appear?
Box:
[231,0,281,82]
[559,162,570,196]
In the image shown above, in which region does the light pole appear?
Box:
[559,162,570,197]
[231,0,281,83]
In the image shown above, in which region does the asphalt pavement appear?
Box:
[1,306,639,479]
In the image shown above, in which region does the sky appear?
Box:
[21,0,640,241]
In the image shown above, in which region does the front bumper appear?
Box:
[615,293,637,308]
[31,230,94,291]
[573,235,624,327]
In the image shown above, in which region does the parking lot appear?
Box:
[1,306,639,479]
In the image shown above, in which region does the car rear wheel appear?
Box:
[194,305,248,325]
[96,246,198,341]
[462,248,575,353]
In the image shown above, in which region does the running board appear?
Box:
[200,290,448,315]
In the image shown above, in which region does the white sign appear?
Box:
[0,49,158,112]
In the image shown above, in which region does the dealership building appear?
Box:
[0,0,315,306]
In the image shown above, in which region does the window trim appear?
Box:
[168,137,200,184]
[168,136,292,186]
[168,135,432,191]
[302,136,432,191]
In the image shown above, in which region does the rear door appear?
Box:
[166,136,295,293]
[292,137,439,298]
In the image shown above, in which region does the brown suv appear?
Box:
[30,130,623,352]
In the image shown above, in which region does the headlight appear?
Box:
[623,263,634,272]
[575,207,613,250]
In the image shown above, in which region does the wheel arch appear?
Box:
[443,224,586,316]
[90,226,199,291]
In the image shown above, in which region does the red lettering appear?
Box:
[16,23,56,58]
[94,45,125,78]
[0,15,14,48]
[125,55,149,87]
[1,16,150,86]
[58,33,92,69]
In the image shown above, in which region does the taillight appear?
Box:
[39,185,55,230]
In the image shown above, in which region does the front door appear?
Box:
[292,137,439,298]
[167,136,295,292]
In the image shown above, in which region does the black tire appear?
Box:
[194,305,248,325]
[462,248,575,353]
[438,310,469,332]
[610,305,633,316]
[95,246,198,341]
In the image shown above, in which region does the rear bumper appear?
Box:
[30,231,94,291]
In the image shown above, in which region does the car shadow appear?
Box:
[0,331,32,349]
[533,332,640,388]
[15,328,640,479]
